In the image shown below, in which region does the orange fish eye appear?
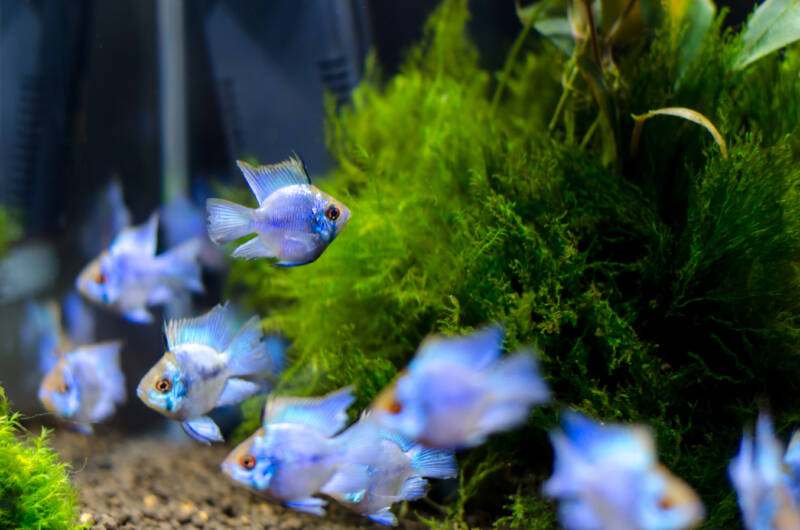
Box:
[389,401,403,415]
[325,204,340,222]
[56,382,69,394]
[659,496,674,510]
[239,453,256,470]
[154,378,172,393]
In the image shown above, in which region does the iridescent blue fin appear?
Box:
[110,213,157,257]
[123,307,154,324]
[263,386,354,436]
[182,416,223,444]
[415,324,504,370]
[367,508,398,526]
[165,303,236,352]
[206,198,253,245]
[236,157,310,204]
[215,377,263,408]
[157,238,203,292]
[146,284,173,306]
[284,496,326,516]
[63,291,95,346]
[231,236,274,260]
[409,446,457,479]
[398,476,429,501]
[225,316,271,377]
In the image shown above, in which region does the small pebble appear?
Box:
[191,510,209,525]
[79,512,94,525]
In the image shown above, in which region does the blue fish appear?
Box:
[206,156,350,265]
[221,387,375,516]
[729,413,800,530]
[330,416,457,526]
[137,303,281,444]
[76,213,204,323]
[369,325,550,449]
[161,191,225,270]
[79,178,132,257]
[37,341,126,434]
[21,300,66,377]
[544,410,705,530]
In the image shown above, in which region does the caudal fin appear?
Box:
[206,198,253,245]
[157,238,204,293]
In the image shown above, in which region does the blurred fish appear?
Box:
[76,213,203,323]
[62,290,96,347]
[369,325,550,449]
[331,416,457,526]
[161,190,225,270]
[21,299,68,377]
[37,341,126,434]
[544,410,705,530]
[79,178,131,258]
[729,413,800,530]
[221,387,372,515]
[206,156,350,265]
[137,303,281,443]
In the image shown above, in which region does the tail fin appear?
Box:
[206,198,253,244]
[157,238,204,292]
[225,316,272,377]
[409,446,458,479]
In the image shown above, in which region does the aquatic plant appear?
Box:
[228,0,800,525]
[0,386,84,529]
[0,207,20,256]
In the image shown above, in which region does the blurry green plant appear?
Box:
[0,207,20,256]
[227,0,800,526]
[0,386,84,529]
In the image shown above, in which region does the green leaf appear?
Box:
[535,17,576,54]
[668,0,716,78]
[577,54,620,166]
[733,0,800,70]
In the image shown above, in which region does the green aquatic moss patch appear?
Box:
[229,0,800,526]
[0,387,84,529]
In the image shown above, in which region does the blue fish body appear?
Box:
[37,341,126,434]
[137,303,280,443]
[370,325,550,449]
[729,414,800,530]
[76,213,203,323]
[206,156,350,265]
[544,411,705,530]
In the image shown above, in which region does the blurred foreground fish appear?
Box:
[544,410,705,530]
[331,416,457,526]
[37,341,125,434]
[76,213,203,323]
[369,324,550,449]
[729,413,800,530]
[79,178,131,257]
[161,191,225,270]
[206,156,350,265]
[221,387,374,515]
[137,303,282,443]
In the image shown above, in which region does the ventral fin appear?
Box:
[399,476,429,501]
[236,156,311,204]
[263,386,354,437]
[284,496,326,516]
[231,236,275,260]
[164,303,236,352]
[367,507,398,526]
[215,377,263,408]
[110,213,158,257]
[182,416,223,444]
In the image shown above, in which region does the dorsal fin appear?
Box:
[235,155,311,204]
[110,213,158,257]
[164,303,236,352]
[263,386,354,437]
[414,324,504,371]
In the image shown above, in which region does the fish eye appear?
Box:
[154,377,172,394]
[389,401,403,415]
[57,382,70,394]
[325,204,340,222]
[239,453,256,470]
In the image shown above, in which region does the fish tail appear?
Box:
[409,446,458,479]
[157,238,204,292]
[83,341,126,406]
[206,198,253,244]
[225,316,272,377]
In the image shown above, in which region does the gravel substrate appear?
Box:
[46,429,429,529]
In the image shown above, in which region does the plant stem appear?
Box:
[548,59,580,132]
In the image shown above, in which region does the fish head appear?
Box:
[38,359,80,420]
[369,373,426,440]
[310,188,350,244]
[221,428,276,490]
[75,252,118,306]
[136,353,188,419]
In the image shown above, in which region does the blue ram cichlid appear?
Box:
[544,410,705,530]
[37,341,126,435]
[331,415,457,526]
[76,213,203,324]
[369,324,550,449]
[221,387,377,516]
[206,156,350,265]
[136,303,283,444]
[729,413,800,530]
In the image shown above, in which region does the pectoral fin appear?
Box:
[182,416,223,444]
[215,377,263,408]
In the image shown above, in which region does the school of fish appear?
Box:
[15,155,782,528]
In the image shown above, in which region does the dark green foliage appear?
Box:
[0,386,84,529]
[229,0,800,526]
[0,207,20,256]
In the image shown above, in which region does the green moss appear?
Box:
[0,386,84,529]
[229,0,800,526]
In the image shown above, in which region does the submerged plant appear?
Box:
[0,386,84,529]
[229,0,800,526]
